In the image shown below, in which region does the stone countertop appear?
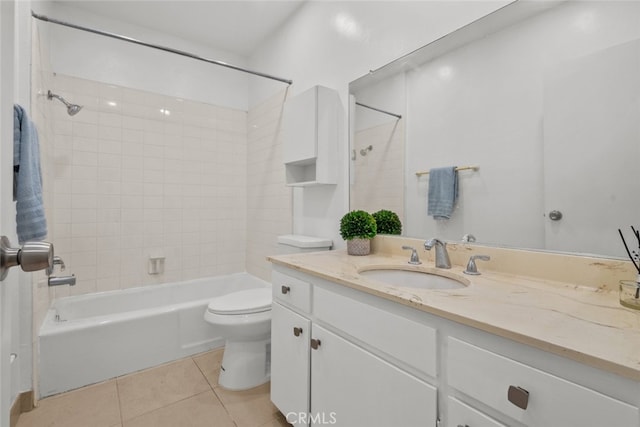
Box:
[268,249,640,381]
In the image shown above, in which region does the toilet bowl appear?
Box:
[204,287,272,391]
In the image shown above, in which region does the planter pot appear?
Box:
[347,238,371,256]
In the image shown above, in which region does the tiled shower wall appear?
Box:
[246,90,292,281]
[351,120,405,221]
[47,74,248,300]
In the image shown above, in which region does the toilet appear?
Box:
[204,234,332,391]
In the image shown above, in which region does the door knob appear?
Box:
[293,327,303,337]
[1,236,54,281]
[281,285,291,294]
[548,210,563,221]
[310,338,321,350]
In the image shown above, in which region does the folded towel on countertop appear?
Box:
[427,166,458,220]
[14,104,47,243]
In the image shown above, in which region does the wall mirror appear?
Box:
[349,0,640,259]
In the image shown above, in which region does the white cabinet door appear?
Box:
[270,303,311,420]
[283,86,317,165]
[310,324,437,427]
[447,397,506,427]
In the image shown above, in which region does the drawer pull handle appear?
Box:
[281,285,291,294]
[310,338,321,350]
[508,385,529,410]
[293,327,303,337]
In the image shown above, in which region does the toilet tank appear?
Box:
[277,235,332,254]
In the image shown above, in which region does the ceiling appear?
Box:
[54,1,306,56]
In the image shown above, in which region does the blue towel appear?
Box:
[427,166,458,220]
[14,105,47,244]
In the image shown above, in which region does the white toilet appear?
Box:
[204,234,332,391]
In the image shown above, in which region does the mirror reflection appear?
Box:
[350,1,640,259]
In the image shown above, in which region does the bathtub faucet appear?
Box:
[48,275,76,287]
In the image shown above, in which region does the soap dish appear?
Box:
[619,280,640,310]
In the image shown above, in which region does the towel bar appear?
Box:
[416,165,479,177]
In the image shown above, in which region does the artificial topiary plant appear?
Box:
[340,210,377,256]
[372,209,402,235]
[340,210,377,240]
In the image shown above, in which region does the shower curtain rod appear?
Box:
[355,102,402,119]
[31,11,293,85]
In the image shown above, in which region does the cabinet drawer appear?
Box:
[447,338,639,427]
[272,270,312,313]
[447,396,506,427]
[314,286,436,377]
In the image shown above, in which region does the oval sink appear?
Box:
[359,268,467,290]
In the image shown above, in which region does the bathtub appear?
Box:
[38,272,271,397]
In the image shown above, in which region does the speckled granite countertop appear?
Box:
[268,249,640,381]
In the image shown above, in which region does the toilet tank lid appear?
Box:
[207,288,272,315]
[277,234,333,249]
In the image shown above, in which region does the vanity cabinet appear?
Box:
[270,269,438,426]
[270,265,640,427]
[282,85,341,187]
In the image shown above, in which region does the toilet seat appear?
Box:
[207,288,271,315]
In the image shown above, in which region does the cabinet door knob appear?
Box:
[310,338,321,350]
[508,385,529,410]
[457,425,469,427]
[293,327,303,337]
[281,285,291,294]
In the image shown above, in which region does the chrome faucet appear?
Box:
[46,255,75,286]
[48,275,76,287]
[464,255,490,275]
[401,246,421,265]
[424,238,451,269]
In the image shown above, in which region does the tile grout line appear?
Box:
[191,354,239,427]
[115,377,125,427]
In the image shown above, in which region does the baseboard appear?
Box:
[10,390,34,427]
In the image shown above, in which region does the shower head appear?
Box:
[47,90,83,116]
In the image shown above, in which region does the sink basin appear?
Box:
[359,268,467,290]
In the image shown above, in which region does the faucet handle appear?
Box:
[464,255,490,275]
[462,234,476,243]
[46,256,66,276]
[401,246,422,265]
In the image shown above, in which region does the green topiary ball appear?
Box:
[340,210,377,240]
[372,210,402,235]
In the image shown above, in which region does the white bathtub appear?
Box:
[38,272,271,397]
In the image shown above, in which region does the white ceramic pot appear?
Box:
[347,238,371,256]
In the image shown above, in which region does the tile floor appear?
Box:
[16,349,292,427]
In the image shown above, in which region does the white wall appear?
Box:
[34,2,250,110]
[249,1,509,248]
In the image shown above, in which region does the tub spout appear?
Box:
[48,275,76,287]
